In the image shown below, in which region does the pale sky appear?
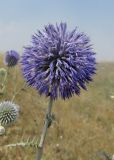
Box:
[0,0,114,61]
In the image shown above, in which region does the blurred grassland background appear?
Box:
[0,54,114,160]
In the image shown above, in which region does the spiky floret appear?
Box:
[21,23,96,99]
[0,101,20,126]
[4,50,20,67]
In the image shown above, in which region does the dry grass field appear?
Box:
[0,54,114,160]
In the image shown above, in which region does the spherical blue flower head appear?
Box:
[22,23,96,100]
[4,50,20,67]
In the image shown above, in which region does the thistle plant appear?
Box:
[3,50,24,101]
[0,68,7,94]
[21,22,96,160]
[0,51,20,137]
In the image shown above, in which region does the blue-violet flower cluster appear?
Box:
[4,50,20,67]
[22,23,96,99]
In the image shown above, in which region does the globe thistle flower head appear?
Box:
[0,125,5,135]
[22,23,96,100]
[0,68,7,83]
[4,50,20,67]
[0,101,20,126]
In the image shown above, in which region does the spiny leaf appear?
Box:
[5,137,39,149]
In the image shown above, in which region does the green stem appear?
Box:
[11,67,17,101]
[35,97,53,160]
[11,82,27,102]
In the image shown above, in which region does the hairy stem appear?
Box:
[35,97,53,160]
